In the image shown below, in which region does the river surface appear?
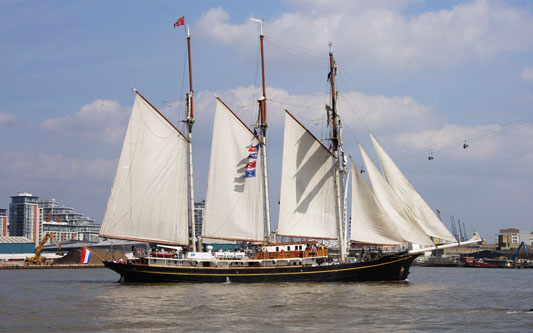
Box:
[0,267,531,332]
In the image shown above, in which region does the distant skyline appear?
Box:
[1,0,533,241]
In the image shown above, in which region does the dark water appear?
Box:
[0,267,531,332]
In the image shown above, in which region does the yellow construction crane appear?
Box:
[25,233,62,264]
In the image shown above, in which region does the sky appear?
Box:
[1,0,532,242]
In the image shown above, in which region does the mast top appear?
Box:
[329,42,333,54]
[250,18,264,36]
[187,25,190,38]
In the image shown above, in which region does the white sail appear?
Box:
[203,98,265,242]
[370,134,456,243]
[100,92,189,245]
[277,111,338,239]
[359,144,433,246]
[350,161,404,245]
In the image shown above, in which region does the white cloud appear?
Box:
[288,0,412,12]
[40,99,129,143]
[338,92,436,134]
[522,67,533,82]
[195,0,533,70]
[0,112,15,127]
[0,151,117,181]
[195,7,256,45]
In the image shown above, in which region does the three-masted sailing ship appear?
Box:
[99,20,481,283]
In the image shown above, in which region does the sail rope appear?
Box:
[268,96,326,110]
[263,37,342,147]
[266,37,325,94]
[266,36,325,64]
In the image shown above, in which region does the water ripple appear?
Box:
[0,267,532,332]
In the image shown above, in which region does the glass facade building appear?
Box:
[39,198,100,243]
[8,193,41,245]
[194,200,205,238]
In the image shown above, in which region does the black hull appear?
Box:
[104,253,419,283]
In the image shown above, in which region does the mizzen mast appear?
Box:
[327,42,347,261]
[250,18,272,243]
[185,24,197,252]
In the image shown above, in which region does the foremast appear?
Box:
[327,42,347,261]
[185,25,197,252]
[251,18,272,244]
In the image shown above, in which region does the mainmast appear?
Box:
[327,42,347,260]
[185,24,197,252]
[250,18,272,243]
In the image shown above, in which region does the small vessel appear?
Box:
[471,259,500,268]
[99,20,481,283]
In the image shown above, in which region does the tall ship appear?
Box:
[99,19,481,283]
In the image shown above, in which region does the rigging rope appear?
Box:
[266,37,325,94]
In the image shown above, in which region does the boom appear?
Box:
[511,241,528,262]
[25,233,62,264]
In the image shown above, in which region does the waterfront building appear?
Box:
[8,193,42,247]
[194,200,205,238]
[497,228,532,248]
[498,228,520,248]
[0,236,34,254]
[38,198,100,243]
[0,208,7,237]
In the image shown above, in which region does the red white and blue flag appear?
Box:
[80,246,93,264]
[244,143,259,178]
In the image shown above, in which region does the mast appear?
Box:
[186,25,196,251]
[328,42,347,261]
[251,18,272,243]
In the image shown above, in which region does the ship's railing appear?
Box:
[213,251,246,260]
[253,248,328,260]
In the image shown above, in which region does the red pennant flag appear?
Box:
[248,143,260,152]
[174,16,185,28]
[245,161,257,169]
